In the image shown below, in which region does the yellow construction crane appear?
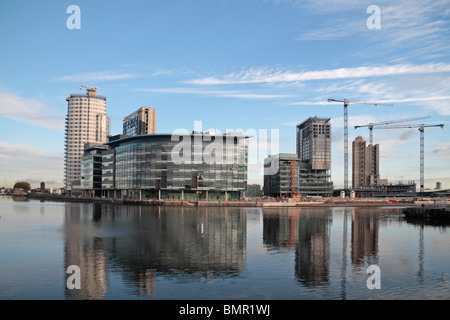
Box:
[355,115,431,145]
[327,98,393,190]
[373,123,444,193]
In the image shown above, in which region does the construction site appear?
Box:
[263,99,446,203]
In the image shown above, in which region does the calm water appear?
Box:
[0,196,449,300]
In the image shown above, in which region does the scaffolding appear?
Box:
[288,161,302,201]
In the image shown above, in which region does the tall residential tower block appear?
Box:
[352,136,387,188]
[64,87,110,192]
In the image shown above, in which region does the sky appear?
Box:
[0,0,449,190]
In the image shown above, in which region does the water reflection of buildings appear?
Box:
[296,211,332,286]
[64,203,110,300]
[350,208,379,267]
[64,204,246,299]
[262,208,381,288]
[263,209,332,287]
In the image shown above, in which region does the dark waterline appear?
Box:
[0,197,449,300]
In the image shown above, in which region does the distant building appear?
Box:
[349,183,416,198]
[246,184,261,198]
[123,107,157,136]
[12,188,26,196]
[64,87,110,192]
[436,182,442,190]
[81,132,249,201]
[40,181,45,193]
[352,136,386,188]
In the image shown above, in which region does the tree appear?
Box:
[13,182,31,192]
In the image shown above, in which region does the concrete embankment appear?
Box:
[26,194,412,207]
[27,194,124,204]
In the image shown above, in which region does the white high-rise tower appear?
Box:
[64,86,110,192]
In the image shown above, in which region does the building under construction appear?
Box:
[348,183,417,198]
[264,117,333,198]
[263,153,333,197]
[348,136,420,197]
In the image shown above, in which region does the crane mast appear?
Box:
[328,98,393,191]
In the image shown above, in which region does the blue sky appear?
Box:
[1,0,449,189]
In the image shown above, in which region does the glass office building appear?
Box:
[263,153,333,198]
[264,116,333,198]
[263,153,298,197]
[80,145,107,196]
[83,133,249,201]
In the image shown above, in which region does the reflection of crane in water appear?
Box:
[340,209,349,299]
[418,225,424,283]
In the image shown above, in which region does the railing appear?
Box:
[414,199,448,208]
[69,93,107,100]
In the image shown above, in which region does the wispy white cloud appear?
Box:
[289,95,450,111]
[381,96,450,104]
[266,0,367,13]
[289,72,450,115]
[0,91,64,131]
[53,71,140,82]
[134,87,293,99]
[187,63,450,85]
[295,18,363,41]
[291,0,450,46]
[270,0,450,63]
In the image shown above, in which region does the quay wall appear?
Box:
[26,194,412,207]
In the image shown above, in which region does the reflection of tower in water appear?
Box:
[295,211,332,287]
[351,208,379,267]
[262,209,332,287]
[64,203,110,300]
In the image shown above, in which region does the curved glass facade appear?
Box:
[106,134,248,201]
